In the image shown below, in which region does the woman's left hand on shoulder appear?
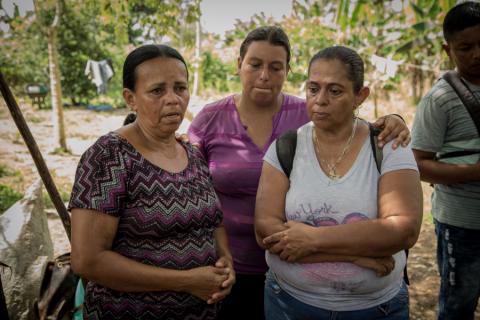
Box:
[372,114,411,149]
[263,221,317,262]
[207,256,236,304]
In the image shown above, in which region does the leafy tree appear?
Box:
[1,0,455,112]
[34,0,67,150]
[1,1,119,105]
[284,9,334,91]
[95,0,203,96]
[57,2,112,104]
[395,0,455,104]
[200,51,236,93]
[224,12,278,46]
[0,5,48,94]
[335,0,404,116]
[317,0,453,112]
[123,0,201,45]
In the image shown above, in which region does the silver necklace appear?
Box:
[313,118,358,180]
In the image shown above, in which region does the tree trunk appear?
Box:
[418,65,424,104]
[192,16,201,97]
[412,68,418,106]
[47,2,67,151]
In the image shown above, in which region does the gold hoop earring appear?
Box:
[353,108,359,118]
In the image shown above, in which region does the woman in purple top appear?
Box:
[69,45,235,320]
[188,26,411,319]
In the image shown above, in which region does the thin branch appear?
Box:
[51,0,62,29]
[32,0,40,19]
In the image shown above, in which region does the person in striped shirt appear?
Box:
[411,2,480,319]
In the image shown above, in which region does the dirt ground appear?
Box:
[0,99,478,319]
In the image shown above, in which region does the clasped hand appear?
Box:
[263,220,316,262]
[263,221,396,277]
[187,256,235,304]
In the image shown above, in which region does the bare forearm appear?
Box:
[214,226,232,259]
[73,250,191,292]
[255,217,287,249]
[312,217,418,257]
[254,162,291,248]
[416,158,480,184]
[296,253,358,264]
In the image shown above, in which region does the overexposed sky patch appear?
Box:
[1,0,292,35]
[1,0,34,32]
[1,0,34,17]
[201,0,292,36]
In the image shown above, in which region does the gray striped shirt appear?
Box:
[412,77,480,229]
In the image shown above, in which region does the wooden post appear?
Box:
[0,72,71,242]
[0,271,9,320]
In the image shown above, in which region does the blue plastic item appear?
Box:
[73,280,84,320]
[87,103,113,112]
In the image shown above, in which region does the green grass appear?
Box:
[0,184,23,214]
[50,147,71,155]
[12,132,24,145]
[0,165,9,178]
[0,164,21,178]
[422,211,433,224]
[26,115,43,123]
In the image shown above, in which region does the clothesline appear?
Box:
[84,59,115,94]
[370,54,440,80]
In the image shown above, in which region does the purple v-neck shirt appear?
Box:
[188,94,309,274]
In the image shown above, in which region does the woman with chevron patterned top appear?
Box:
[68,44,235,320]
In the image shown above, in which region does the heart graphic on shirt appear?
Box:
[301,212,370,280]
[312,212,369,227]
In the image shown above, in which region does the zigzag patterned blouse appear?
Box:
[69,132,223,319]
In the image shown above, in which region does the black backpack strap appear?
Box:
[368,123,383,173]
[368,122,410,285]
[436,149,480,160]
[275,130,297,178]
[404,249,410,285]
[435,71,480,160]
[442,71,480,136]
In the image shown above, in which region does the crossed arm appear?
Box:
[71,209,235,304]
[413,150,480,184]
[254,162,423,275]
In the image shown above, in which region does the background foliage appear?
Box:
[0,0,454,106]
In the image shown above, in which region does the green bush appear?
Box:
[201,52,237,93]
[0,184,23,214]
[0,165,10,178]
[0,164,21,178]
